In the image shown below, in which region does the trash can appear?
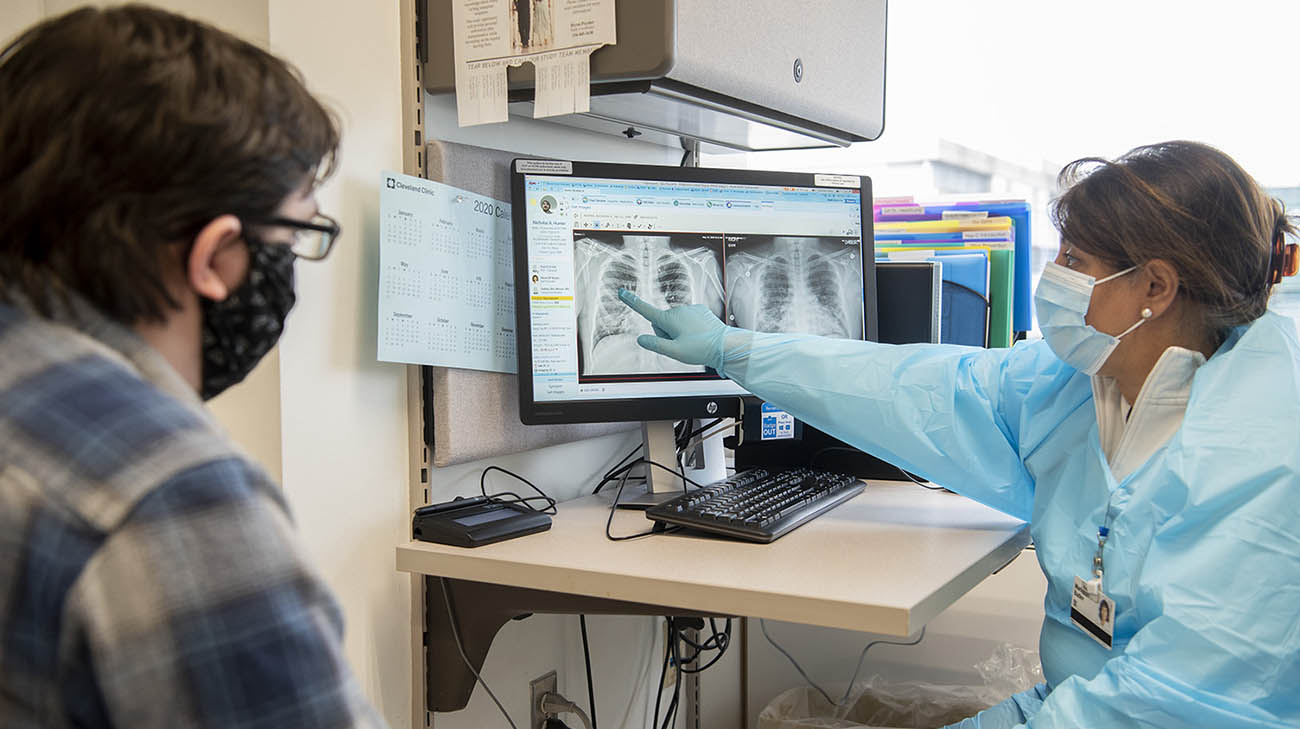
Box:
[757,644,1042,729]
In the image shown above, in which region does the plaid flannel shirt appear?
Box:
[0,294,385,729]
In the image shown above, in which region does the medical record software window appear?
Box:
[524,176,866,403]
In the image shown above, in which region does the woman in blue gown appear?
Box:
[620,141,1300,728]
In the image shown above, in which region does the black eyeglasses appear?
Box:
[242,213,341,260]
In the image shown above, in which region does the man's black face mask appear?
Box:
[199,239,296,400]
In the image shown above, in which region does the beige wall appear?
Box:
[207,352,283,483]
[37,0,269,43]
[267,2,413,727]
[0,1,43,42]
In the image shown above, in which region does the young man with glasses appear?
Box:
[0,6,384,728]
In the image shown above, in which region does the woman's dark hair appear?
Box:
[1051,141,1293,338]
[0,5,340,323]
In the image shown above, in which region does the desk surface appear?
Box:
[396,481,1030,636]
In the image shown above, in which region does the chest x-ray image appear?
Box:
[574,233,724,376]
[725,236,865,338]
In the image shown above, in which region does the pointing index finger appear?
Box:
[618,288,663,323]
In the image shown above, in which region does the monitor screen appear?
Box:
[512,160,875,425]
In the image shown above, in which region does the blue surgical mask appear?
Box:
[1034,261,1146,375]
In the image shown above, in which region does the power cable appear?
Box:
[593,441,645,495]
[579,615,598,729]
[759,618,926,710]
[677,618,732,673]
[438,577,518,729]
[652,622,671,729]
[604,461,692,540]
[480,465,560,512]
[660,618,683,729]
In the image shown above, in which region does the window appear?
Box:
[708,2,1300,336]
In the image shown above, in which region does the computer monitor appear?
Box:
[733,261,942,481]
[511,159,876,498]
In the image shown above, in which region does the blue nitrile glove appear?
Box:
[618,288,732,373]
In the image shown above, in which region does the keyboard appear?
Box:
[644,467,864,543]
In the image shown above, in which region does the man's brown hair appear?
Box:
[1052,141,1293,341]
[0,4,339,323]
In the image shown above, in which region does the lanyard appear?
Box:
[1092,525,1109,584]
[1092,482,1120,590]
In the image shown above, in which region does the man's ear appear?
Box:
[1141,259,1181,318]
[187,215,247,302]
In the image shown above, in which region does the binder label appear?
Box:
[982,240,1016,250]
[880,205,925,216]
[886,250,935,261]
[942,210,989,220]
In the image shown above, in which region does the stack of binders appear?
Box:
[872,197,1033,348]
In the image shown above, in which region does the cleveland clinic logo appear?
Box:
[386,177,436,197]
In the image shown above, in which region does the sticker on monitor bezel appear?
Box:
[814,173,860,188]
[516,159,573,174]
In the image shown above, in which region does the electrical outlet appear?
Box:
[661,663,677,691]
[660,622,677,691]
[529,670,557,729]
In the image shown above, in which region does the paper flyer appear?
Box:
[450,0,616,126]
[377,171,517,374]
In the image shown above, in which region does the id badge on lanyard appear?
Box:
[1072,526,1115,648]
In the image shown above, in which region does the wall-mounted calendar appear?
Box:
[377,171,517,373]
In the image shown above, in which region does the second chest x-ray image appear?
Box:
[724,235,865,338]
[574,233,724,375]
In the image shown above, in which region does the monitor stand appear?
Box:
[614,420,689,510]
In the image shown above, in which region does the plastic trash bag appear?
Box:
[757,644,1043,729]
[972,644,1042,705]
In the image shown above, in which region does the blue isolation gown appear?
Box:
[716,312,1300,728]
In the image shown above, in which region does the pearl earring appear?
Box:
[1140,307,1153,319]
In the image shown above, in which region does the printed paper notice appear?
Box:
[378,171,517,374]
[451,0,616,126]
[760,403,795,441]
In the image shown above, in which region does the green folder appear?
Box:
[986,248,1014,348]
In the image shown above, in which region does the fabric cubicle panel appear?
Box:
[424,140,635,467]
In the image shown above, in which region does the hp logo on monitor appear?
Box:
[706,401,718,414]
